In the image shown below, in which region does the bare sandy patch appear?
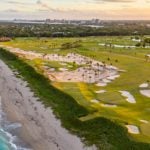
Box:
[140,120,149,124]
[101,104,117,108]
[119,91,136,103]
[107,75,120,80]
[59,68,68,71]
[96,82,107,87]
[139,83,149,88]
[2,45,120,85]
[95,90,106,94]
[126,125,140,134]
[140,90,150,98]
[91,99,99,103]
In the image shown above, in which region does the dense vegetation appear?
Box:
[0,48,150,150]
[0,21,150,37]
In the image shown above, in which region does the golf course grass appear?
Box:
[0,36,150,149]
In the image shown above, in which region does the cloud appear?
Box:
[93,0,135,3]
[36,0,50,9]
[0,0,150,20]
[7,0,33,5]
[36,0,71,13]
[4,8,19,13]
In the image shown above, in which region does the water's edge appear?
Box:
[0,59,96,150]
[0,96,31,150]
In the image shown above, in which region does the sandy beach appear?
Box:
[0,59,96,150]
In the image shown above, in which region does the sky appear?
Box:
[0,0,150,20]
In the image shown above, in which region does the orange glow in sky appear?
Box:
[0,0,149,20]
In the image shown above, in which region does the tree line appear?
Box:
[0,22,150,38]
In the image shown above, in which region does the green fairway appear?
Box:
[1,36,150,146]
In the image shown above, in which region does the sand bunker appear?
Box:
[102,79,111,83]
[91,99,99,103]
[107,75,120,80]
[59,68,68,71]
[96,82,107,87]
[60,62,67,66]
[101,104,117,108]
[126,125,140,134]
[95,90,106,94]
[132,39,141,42]
[49,68,55,71]
[140,90,150,98]
[119,91,136,103]
[139,83,149,88]
[140,120,149,124]
[98,43,135,49]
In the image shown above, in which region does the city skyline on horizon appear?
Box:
[0,0,150,20]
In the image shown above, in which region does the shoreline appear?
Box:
[0,59,96,150]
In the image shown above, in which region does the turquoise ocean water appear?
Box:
[0,97,31,150]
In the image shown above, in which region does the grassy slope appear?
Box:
[0,47,150,150]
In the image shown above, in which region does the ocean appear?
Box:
[0,96,31,150]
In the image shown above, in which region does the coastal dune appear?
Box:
[0,60,96,150]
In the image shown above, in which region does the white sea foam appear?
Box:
[0,96,32,150]
[4,123,22,131]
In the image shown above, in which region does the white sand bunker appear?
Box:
[140,90,150,98]
[49,68,55,71]
[95,90,106,94]
[91,99,99,103]
[107,75,120,80]
[60,62,67,66]
[139,83,149,88]
[102,79,111,83]
[59,68,68,71]
[101,104,117,108]
[96,82,107,87]
[126,125,140,134]
[140,120,149,124]
[119,91,136,103]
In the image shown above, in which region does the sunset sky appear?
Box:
[0,0,150,20]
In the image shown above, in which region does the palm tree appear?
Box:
[147,80,150,87]
[89,76,92,83]
[145,55,149,62]
[95,71,98,82]
[82,74,85,82]
[96,63,100,70]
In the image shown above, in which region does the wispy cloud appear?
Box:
[1,0,34,5]
[102,0,135,2]
[4,8,19,12]
[36,0,74,13]
[0,0,149,20]
[37,0,49,8]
